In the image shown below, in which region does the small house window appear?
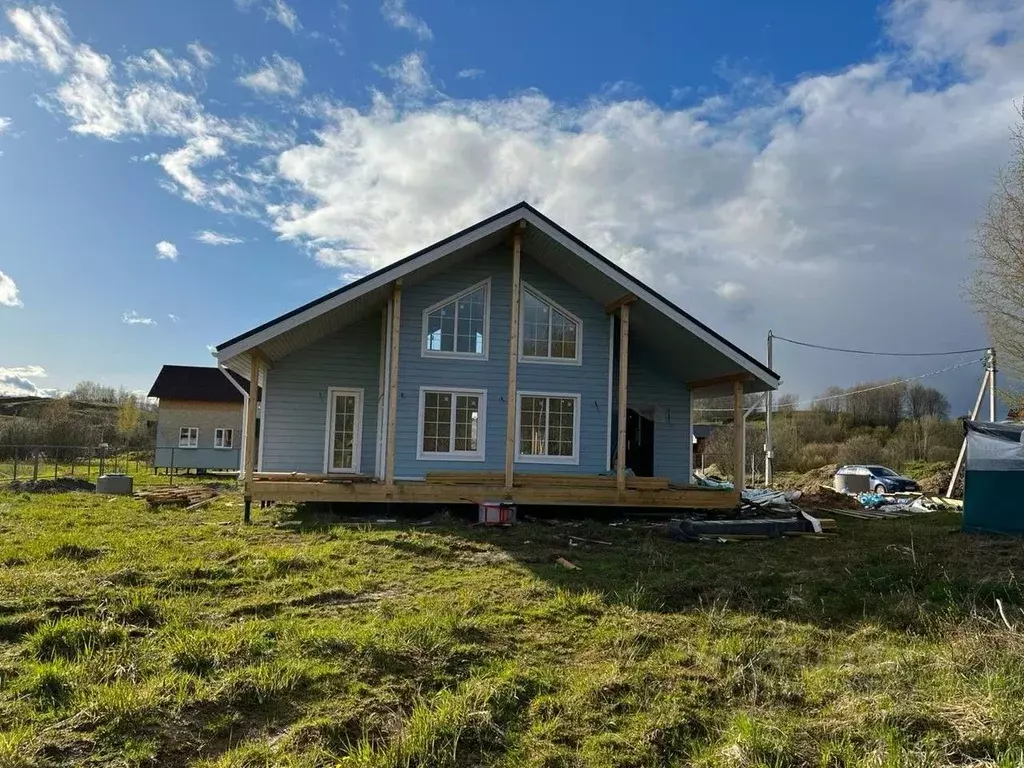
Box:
[520,285,581,364]
[178,427,199,448]
[418,388,486,460]
[516,393,579,463]
[214,428,234,449]
[422,280,490,358]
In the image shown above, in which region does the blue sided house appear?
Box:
[215,203,779,517]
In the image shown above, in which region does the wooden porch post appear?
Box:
[242,353,261,523]
[616,303,630,492]
[733,379,745,491]
[504,222,524,492]
[385,280,403,488]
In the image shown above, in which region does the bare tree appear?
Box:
[971,103,1024,379]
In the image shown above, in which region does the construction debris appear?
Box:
[556,557,580,570]
[136,486,218,507]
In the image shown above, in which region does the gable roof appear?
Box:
[148,365,248,404]
[216,201,780,390]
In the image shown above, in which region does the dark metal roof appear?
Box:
[692,424,718,439]
[148,365,248,403]
[216,201,779,381]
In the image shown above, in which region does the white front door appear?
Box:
[326,388,363,473]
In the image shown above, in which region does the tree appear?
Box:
[117,396,140,436]
[905,383,950,420]
[775,393,799,412]
[971,104,1024,380]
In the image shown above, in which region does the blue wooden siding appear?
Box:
[612,340,693,484]
[154,447,239,470]
[392,247,611,477]
[260,314,381,473]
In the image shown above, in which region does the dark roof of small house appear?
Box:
[692,424,717,439]
[148,365,248,403]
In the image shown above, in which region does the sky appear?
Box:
[0,0,1021,413]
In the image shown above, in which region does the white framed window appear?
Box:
[213,428,234,449]
[417,387,487,461]
[519,283,582,365]
[178,427,199,448]
[515,392,580,464]
[421,279,490,359]
[324,388,364,474]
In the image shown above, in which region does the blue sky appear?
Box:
[0,0,1021,411]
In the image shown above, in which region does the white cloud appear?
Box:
[167,313,179,322]
[155,240,179,261]
[0,35,31,63]
[381,0,432,40]
[457,68,484,79]
[6,6,72,72]
[0,270,22,307]
[124,49,195,81]
[160,137,224,202]
[238,54,305,97]
[0,117,10,134]
[235,0,301,32]
[187,42,216,69]
[122,310,156,326]
[715,281,748,300]
[195,230,244,245]
[0,365,49,397]
[381,51,432,97]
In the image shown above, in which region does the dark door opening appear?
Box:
[625,409,655,477]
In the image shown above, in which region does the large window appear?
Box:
[418,388,487,460]
[516,392,580,464]
[214,428,234,449]
[520,284,581,364]
[422,280,490,359]
[178,427,198,448]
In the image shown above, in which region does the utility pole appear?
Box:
[989,347,997,422]
[765,330,773,486]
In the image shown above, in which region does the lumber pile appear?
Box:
[251,472,376,484]
[136,486,218,507]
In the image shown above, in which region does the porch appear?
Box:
[247,470,740,509]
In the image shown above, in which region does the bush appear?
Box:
[836,436,885,466]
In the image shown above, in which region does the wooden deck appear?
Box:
[247,471,739,509]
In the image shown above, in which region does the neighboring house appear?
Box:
[215,202,779,517]
[148,365,250,471]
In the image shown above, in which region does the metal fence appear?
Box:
[0,445,238,486]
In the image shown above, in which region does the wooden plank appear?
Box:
[604,293,638,315]
[249,479,739,509]
[242,353,260,489]
[616,303,630,492]
[424,471,669,491]
[505,222,524,491]
[384,281,402,487]
[252,472,375,483]
[687,371,752,391]
[733,379,745,491]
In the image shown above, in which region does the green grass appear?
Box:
[1,489,1024,766]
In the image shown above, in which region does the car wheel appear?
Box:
[874,484,887,494]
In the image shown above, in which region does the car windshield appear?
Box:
[867,466,897,477]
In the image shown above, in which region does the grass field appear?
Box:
[2,489,1024,767]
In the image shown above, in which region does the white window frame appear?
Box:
[213,428,235,450]
[178,427,199,449]
[323,387,364,474]
[518,282,583,366]
[416,387,487,461]
[420,278,491,360]
[514,391,581,465]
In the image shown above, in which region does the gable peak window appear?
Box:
[520,284,581,364]
[422,279,490,359]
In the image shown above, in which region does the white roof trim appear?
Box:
[216,205,778,388]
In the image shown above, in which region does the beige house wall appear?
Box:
[156,400,244,450]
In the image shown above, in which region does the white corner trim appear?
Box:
[323,387,364,474]
[416,386,488,461]
[605,315,614,472]
[420,277,492,361]
[518,281,583,366]
[514,390,581,466]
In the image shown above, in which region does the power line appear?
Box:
[773,335,990,358]
[694,356,985,412]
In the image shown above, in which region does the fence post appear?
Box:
[99,445,106,478]
[71,452,75,477]
[32,453,39,482]
[87,451,92,480]
[12,447,18,481]
[170,448,175,486]
[54,451,59,480]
